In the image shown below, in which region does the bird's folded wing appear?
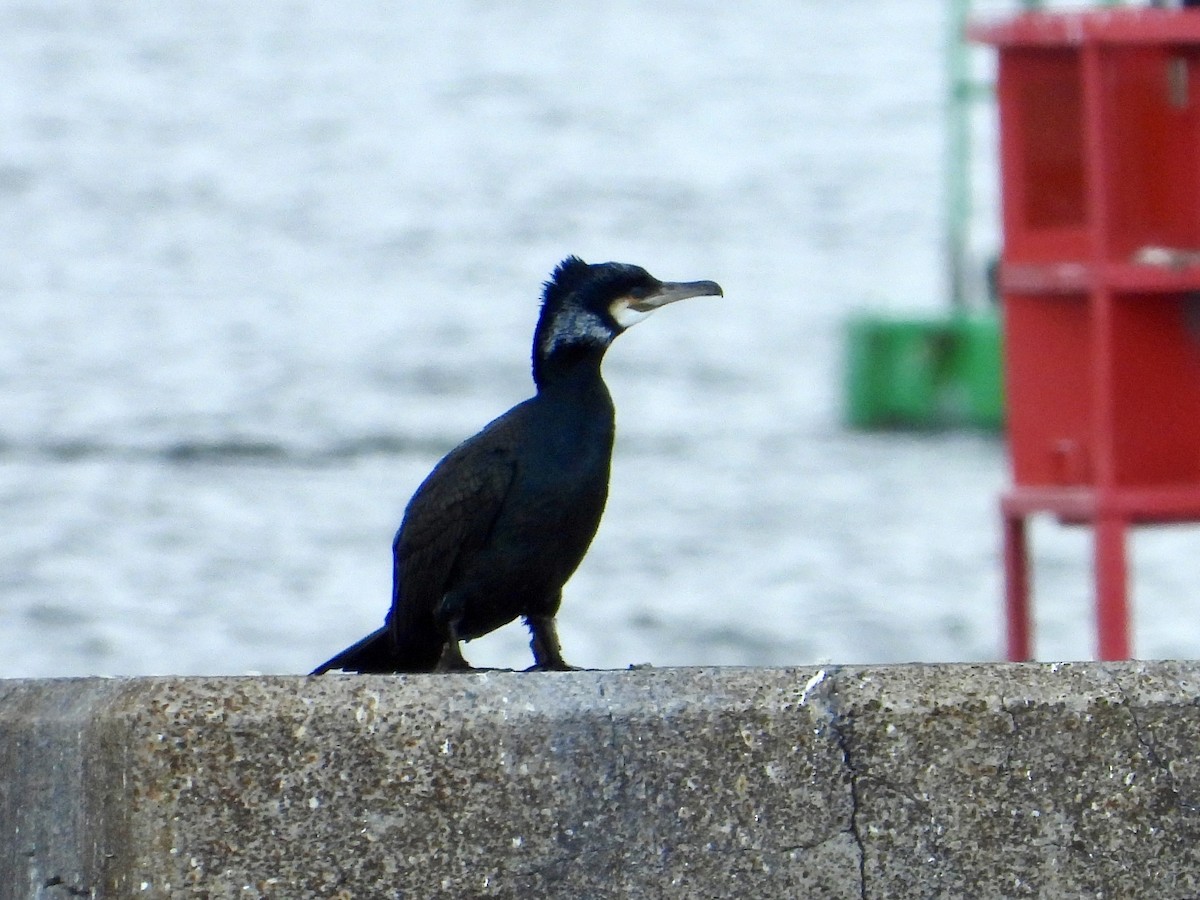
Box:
[393,408,527,606]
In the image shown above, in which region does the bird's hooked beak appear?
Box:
[608,276,724,330]
[629,279,724,313]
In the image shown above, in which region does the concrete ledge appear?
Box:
[3,663,1200,898]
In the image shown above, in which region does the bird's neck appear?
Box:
[531,345,616,463]
[532,342,609,394]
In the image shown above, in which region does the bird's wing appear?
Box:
[390,403,530,617]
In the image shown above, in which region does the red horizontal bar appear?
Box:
[970,9,1200,48]
[1000,262,1090,294]
[1105,261,1200,293]
[1004,485,1200,523]
[999,261,1200,295]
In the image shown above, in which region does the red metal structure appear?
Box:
[972,9,1200,660]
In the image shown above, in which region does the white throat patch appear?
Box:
[610,301,652,329]
[540,305,615,358]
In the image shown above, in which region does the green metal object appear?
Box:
[945,0,975,311]
[841,0,1003,431]
[845,314,1002,430]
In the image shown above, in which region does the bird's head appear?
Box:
[532,256,723,387]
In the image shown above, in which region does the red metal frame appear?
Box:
[972,9,1200,661]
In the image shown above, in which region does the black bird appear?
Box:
[312,256,723,674]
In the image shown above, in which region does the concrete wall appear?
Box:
[3,663,1200,899]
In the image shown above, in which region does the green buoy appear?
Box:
[844,313,1001,430]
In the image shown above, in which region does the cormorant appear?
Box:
[312,256,723,674]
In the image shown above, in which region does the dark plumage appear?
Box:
[312,256,723,674]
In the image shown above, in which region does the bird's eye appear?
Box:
[628,286,649,300]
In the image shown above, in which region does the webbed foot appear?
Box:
[523,661,585,673]
[434,641,474,672]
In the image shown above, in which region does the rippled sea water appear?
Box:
[3,0,1196,677]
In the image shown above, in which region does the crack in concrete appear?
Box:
[821,667,868,900]
[42,875,93,897]
[1103,670,1199,817]
[775,826,857,857]
[508,854,577,883]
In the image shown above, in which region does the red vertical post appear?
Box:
[1094,515,1130,660]
[1003,508,1032,661]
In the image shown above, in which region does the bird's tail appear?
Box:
[310,627,393,674]
[310,624,443,674]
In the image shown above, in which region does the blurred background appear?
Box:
[3,0,1197,678]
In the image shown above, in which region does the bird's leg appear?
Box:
[435,639,474,672]
[524,614,579,671]
[433,618,473,671]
